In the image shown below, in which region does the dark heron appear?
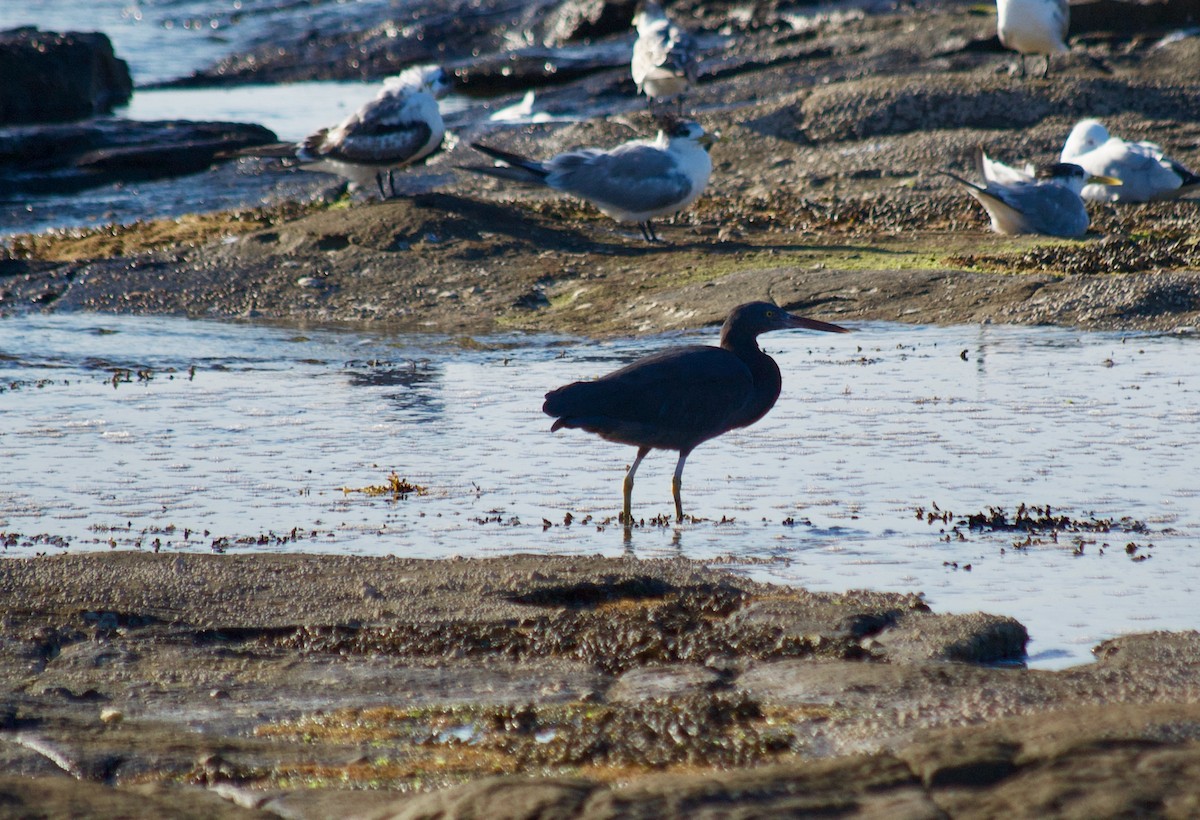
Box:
[542,302,850,524]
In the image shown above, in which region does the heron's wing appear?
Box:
[310,90,441,165]
[544,346,754,449]
[548,145,693,212]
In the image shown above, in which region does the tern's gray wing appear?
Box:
[547,145,693,211]
[946,169,1088,237]
[995,181,1089,237]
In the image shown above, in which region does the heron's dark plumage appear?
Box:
[542,302,849,522]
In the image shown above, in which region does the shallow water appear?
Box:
[120,84,475,144]
[2,314,1197,669]
[2,0,401,86]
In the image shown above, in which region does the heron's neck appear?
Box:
[721,335,784,425]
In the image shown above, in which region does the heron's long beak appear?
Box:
[698,132,720,150]
[785,314,851,333]
[1088,174,1122,186]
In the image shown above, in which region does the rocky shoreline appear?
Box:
[2,0,1200,816]
[2,553,1198,818]
[1,1,1199,334]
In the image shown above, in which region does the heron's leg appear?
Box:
[1041,54,1052,79]
[671,450,690,523]
[387,169,398,198]
[639,222,653,242]
[375,172,388,199]
[646,221,660,242]
[622,447,651,525]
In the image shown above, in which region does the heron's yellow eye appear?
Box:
[765,310,775,318]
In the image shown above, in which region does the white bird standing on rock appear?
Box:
[631,1,699,107]
[995,0,1069,77]
[272,65,452,198]
[463,118,715,243]
[1060,118,1200,203]
[943,147,1120,237]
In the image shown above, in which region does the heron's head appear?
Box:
[723,302,850,342]
[1062,119,1109,161]
[391,65,453,99]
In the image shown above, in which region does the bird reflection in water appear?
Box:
[344,359,443,421]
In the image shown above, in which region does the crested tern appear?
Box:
[1060,119,1200,203]
[295,65,451,198]
[996,0,1069,77]
[631,1,699,107]
[465,118,714,242]
[943,147,1119,237]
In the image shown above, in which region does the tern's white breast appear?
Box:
[997,0,1068,55]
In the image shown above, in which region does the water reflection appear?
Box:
[0,314,1198,670]
[344,360,444,421]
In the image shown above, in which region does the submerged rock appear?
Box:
[0,28,132,124]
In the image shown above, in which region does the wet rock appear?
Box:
[871,612,1029,664]
[0,28,132,124]
[452,44,631,96]
[1,554,1199,811]
[167,0,635,93]
[172,0,556,87]
[727,590,928,654]
[903,703,1200,818]
[606,664,723,702]
[375,776,596,820]
[0,118,278,195]
[797,77,1200,142]
[0,776,267,818]
[537,0,640,46]
[1071,0,1200,35]
[1092,630,1200,667]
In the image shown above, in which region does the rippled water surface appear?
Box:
[2,315,1198,669]
[2,0,402,85]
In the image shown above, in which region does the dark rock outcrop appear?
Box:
[0,27,133,124]
[0,118,277,195]
[536,0,640,46]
